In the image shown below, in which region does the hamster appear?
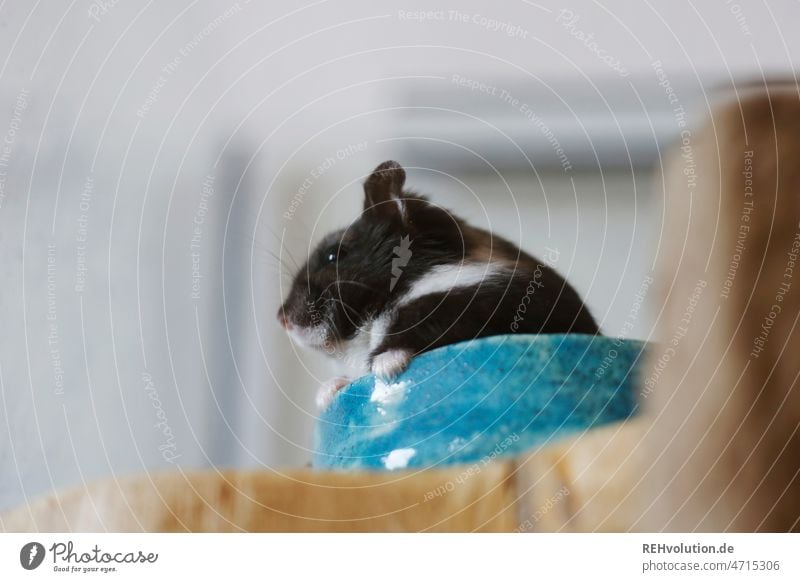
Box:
[278,161,599,408]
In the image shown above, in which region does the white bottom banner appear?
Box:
[1,533,798,581]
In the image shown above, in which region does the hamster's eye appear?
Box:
[322,245,346,265]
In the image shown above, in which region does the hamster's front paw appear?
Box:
[316,377,351,410]
[371,349,413,380]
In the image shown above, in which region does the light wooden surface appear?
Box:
[1,463,518,532]
[1,421,645,532]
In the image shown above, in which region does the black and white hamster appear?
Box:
[278,161,599,407]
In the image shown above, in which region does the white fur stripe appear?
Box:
[397,262,508,306]
[368,312,392,353]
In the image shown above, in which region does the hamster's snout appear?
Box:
[276,309,293,330]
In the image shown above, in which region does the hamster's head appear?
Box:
[277,160,466,352]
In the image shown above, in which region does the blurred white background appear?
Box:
[1,0,798,511]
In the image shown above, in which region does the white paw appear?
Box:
[315,377,351,410]
[371,349,413,380]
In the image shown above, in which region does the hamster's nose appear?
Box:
[277,311,293,330]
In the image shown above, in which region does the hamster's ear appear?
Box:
[363,160,407,221]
